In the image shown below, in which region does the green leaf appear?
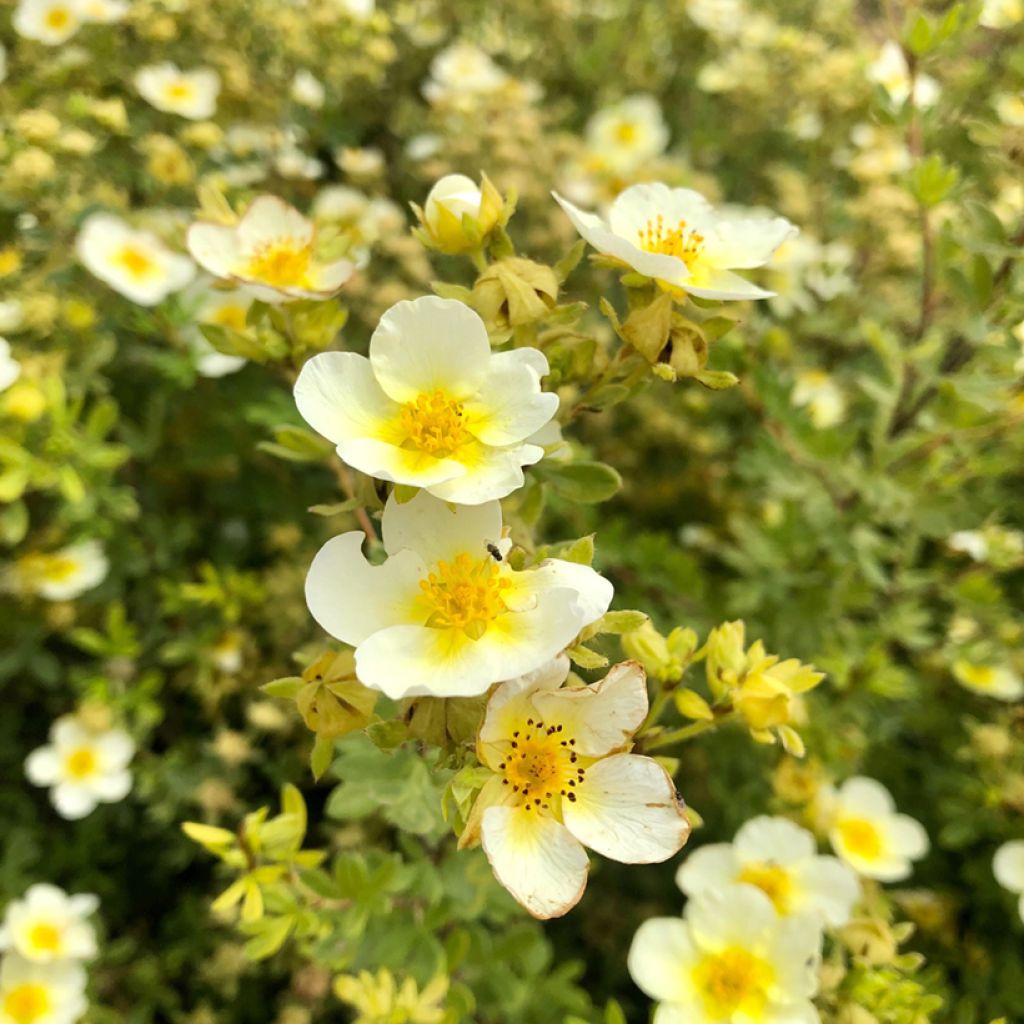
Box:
[542,461,622,503]
[262,676,304,699]
[243,916,293,960]
[310,734,335,781]
[694,369,739,390]
[566,644,609,669]
[594,610,649,635]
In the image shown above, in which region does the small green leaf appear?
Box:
[566,644,609,670]
[262,676,304,699]
[542,461,622,503]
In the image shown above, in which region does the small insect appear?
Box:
[486,543,503,562]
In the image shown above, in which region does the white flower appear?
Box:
[677,815,860,927]
[824,777,929,882]
[76,214,195,306]
[0,339,22,393]
[554,184,796,301]
[76,0,128,22]
[686,0,747,37]
[995,92,1024,127]
[422,42,507,105]
[295,296,558,504]
[585,95,669,173]
[0,886,98,964]
[791,370,847,429]
[187,195,354,303]
[335,146,385,178]
[134,63,220,120]
[952,660,1024,701]
[980,0,1024,28]
[472,657,689,918]
[948,530,989,561]
[867,41,940,109]
[6,541,108,601]
[303,489,613,699]
[25,717,135,820]
[419,174,503,254]
[290,69,325,109]
[993,840,1024,922]
[628,885,821,1024]
[334,0,374,18]
[182,284,252,378]
[0,955,87,1024]
[13,0,81,45]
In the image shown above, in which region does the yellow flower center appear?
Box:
[116,244,156,281]
[419,553,511,637]
[691,946,774,1020]
[959,664,996,690]
[44,6,71,28]
[615,121,638,144]
[499,719,585,811]
[164,80,195,102]
[737,862,793,913]
[65,746,98,780]
[3,984,51,1024]
[837,817,883,860]
[209,304,248,332]
[244,240,312,289]
[28,923,62,954]
[399,390,469,457]
[640,214,705,271]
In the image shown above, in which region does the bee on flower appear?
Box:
[677,815,860,927]
[25,716,135,820]
[0,956,87,1024]
[76,214,195,306]
[134,63,221,120]
[294,296,557,504]
[628,884,822,1024]
[187,196,354,303]
[0,886,98,964]
[303,490,613,698]
[993,840,1024,923]
[4,541,108,601]
[821,776,929,882]
[463,656,689,918]
[554,184,796,300]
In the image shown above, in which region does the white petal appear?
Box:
[481,805,589,919]
[25,747,60,786]
[734,816,815,866]
[994,840,1024,893]
[609,183,715,239]
[187,222,243,279]
[336,437,468,489]
[237,195,313,252]
[51,784,98,820]
[89,769,132,802]
[687,884,778,951]
[563,753,689,863]
[792,857,860,927]
[675,844,741,897]
[837,777,896,817]
[462,350,559,446]
[508,557,614,627]
[627,917,698,1003]
[684,266,775,301]
[764,915,822,998]
[67,894,100,917]
[885,814,929,860]
[305,532,426,646]
[426,443,540,505]
[309,258,355,293]
[381,489,501,563]
[532,661,648,756]
[96,729,135,770]
[52,717,89,749]
[294,351,397,444]
[701,213,797,270]
[369,296,490,403]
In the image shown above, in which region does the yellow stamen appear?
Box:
[837,817,883,860]
[65,747,98,780]
[737,862,793,913]
[3,984,51,1024]
[692,946,774,1019]
[44,7,71,29]
[499,719,585,813]
[209,304,248,332]
[116,245,156,281]
[164,81,195,102]
[399,390,468,457]
[244,241,312,289]
[640,214,704,271]
[418,553,510,637]
[28,923,62,954]
[615,121,638,144]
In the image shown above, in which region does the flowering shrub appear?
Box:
[1,1,1023,1023]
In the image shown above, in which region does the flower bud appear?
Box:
[417,173,504,253]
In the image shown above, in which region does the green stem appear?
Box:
[643,711,734,753]
[470,248,488,274]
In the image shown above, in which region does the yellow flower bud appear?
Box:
[3,380,48,422]
[417,172,504,253]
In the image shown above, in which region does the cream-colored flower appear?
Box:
[290,69,325,109]
[995,92,1024,127]
[952,660,1024,701]
[303,490,613,699]
[0,955,87,1024]
[422,41,507,105]
[993,840,1024,923]
[187,196,354,303]
[554,184,795,300]
[980,0,1024,28]
[867,41,939,109]
[6,541,108,601]
[791,370,847,429]
[628,885,821,1024]
[295,296,557,504]
[677,816,859,927]
[824,777,928,882]
[25,716,134,820]
[585,95,669,173]
[471,657,688,918]
[948,530,988,561]
[134,63,221,120]
[0,886,98,964]
[76,214,195,306]
[76,0,128,22]
[182,282,252,378]
[0,339,21,393]
[335,147,385,178]
[13,0,81,45]
[686,0,746,37]
[417,174,503,254]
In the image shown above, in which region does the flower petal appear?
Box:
[337,437,469,489]
[25,747,60,786]
[687,884,778,951]
[187,222,243,279]
[734,816,815,866]
[237,195,314,252]
[96,730,135,770]
[701,212,797,270]
[381,489,501,564]
[369,296,491,403]
[426,442,541,504]
[462,350,559,446]
[684,266,774,301]
[89,768,132,802]
[675,843,740,897]
[792,856,860,927]
[507,557,614,626]
[481,805,589,919]
[305,531,426,645]
[994,840,1024,893]
[838,777,896,817]
[627,917,698,1003]
[52,783,98,820]
[563,753,688,863]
